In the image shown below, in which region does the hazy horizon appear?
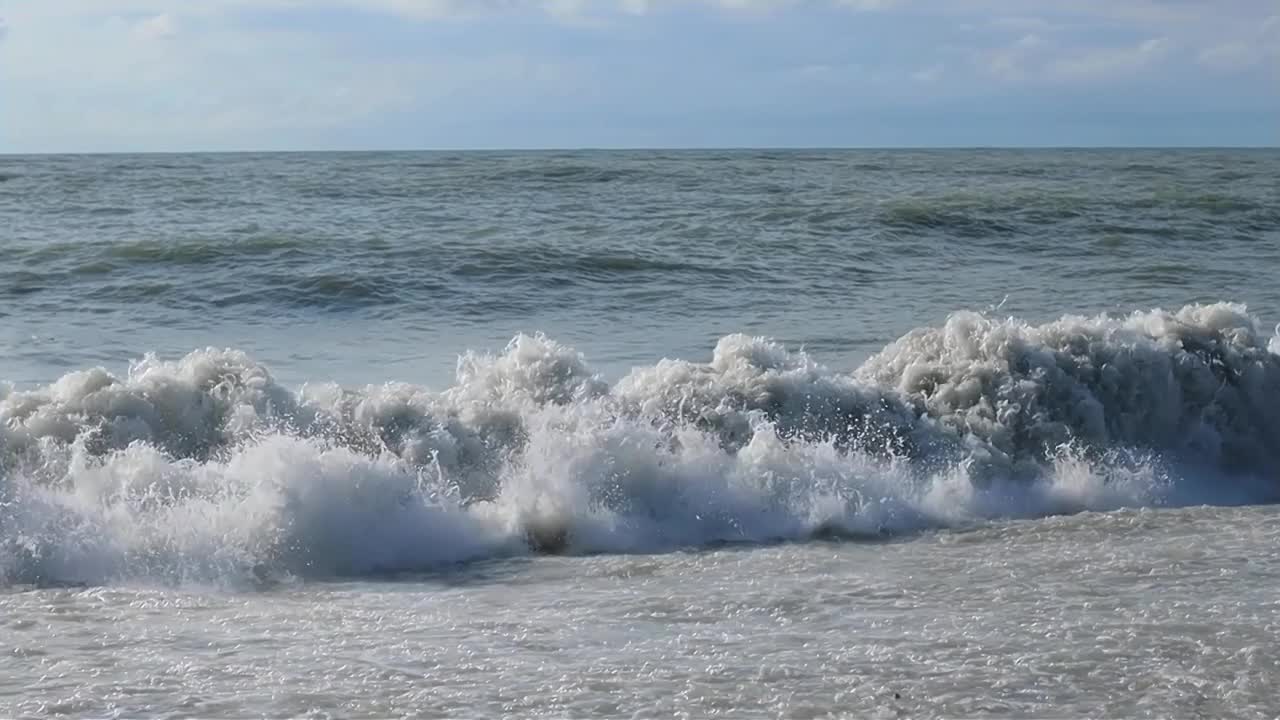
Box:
[4,144,1279,157]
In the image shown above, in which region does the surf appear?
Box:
[2,302,1276,586]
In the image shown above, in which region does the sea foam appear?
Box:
[2,303,1276,586]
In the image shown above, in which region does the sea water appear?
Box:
[2,149,1279,718]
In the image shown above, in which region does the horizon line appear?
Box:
[3,144,1278,156]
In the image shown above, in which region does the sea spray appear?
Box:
[2,303,1277,586]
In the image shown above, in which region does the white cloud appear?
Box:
[540,0,612,26]
[0,0,1268,28]
[617,0,651,15]
[835,0,899,10]
[990,16,1054,32]
[978,31,1173,85]
[0,0,895,25]
[1048,37,1170,81]
[700,0,797,14]
[1197,14,1279,70]
[0,5,441,150]
[981,33,1043,81]
[687,0,900,14]
[0,1,503,26]
[0,0,610,152]
[923,0,1277,84]
[1,0,1275,151]
[133,13,177,40]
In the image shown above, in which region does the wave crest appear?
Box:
[859,303,1280,479]
[2,302,1277,586]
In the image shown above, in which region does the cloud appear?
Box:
[1197,14,1280,70]
[133,13,177,40]
[1,1,513,25]
[0,0,1266,27]
[2,0,1276,151]
[0,6,431,150]
[3,0,894,26]
[539,0,613,26]
[989,16,1054,32]
[1048,37,1171,81]
[981,33,1044,81]
[834,0,899,10]
[979,31,1173,85]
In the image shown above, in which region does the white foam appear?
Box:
[2,303,1277,586]
[858,302,1280,480]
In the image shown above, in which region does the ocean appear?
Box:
[2,149,1279,718]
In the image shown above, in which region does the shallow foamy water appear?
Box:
[7,506,1280,718]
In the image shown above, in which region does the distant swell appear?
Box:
[5,239,742,312]
[2,302,1278,587]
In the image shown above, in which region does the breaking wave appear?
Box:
[2,302,1278,587]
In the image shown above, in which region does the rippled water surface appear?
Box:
[2,149,1279,718]
[4,149,1277,385]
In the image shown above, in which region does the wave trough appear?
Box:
[2,302,1277,586]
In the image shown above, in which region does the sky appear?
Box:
[0,0,1276,151]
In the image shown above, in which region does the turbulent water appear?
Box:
[2,149,1279,718]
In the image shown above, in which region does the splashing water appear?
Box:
[2,303,1277,586]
